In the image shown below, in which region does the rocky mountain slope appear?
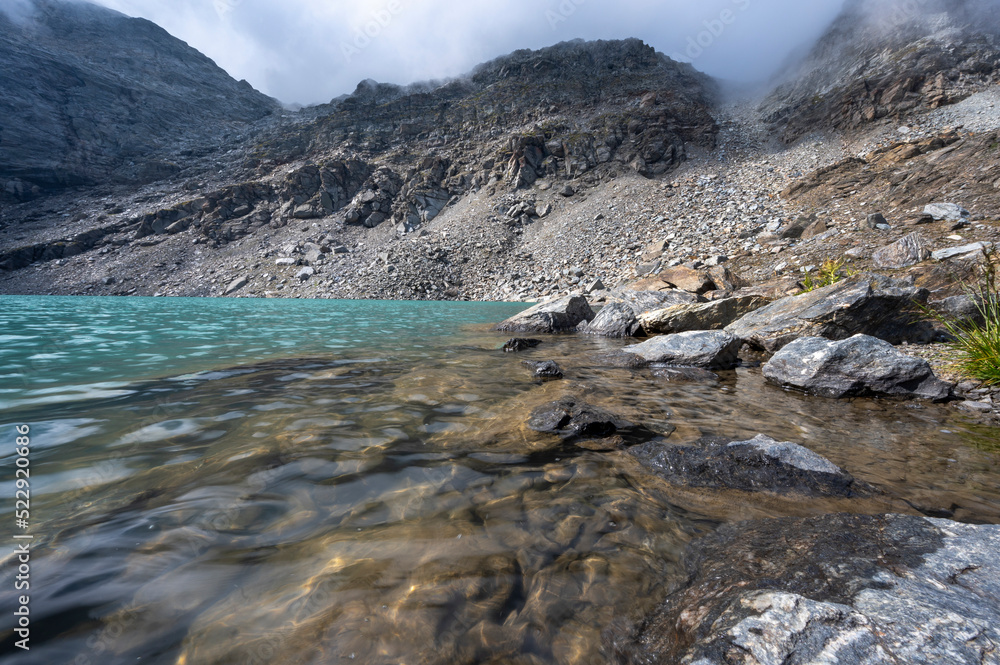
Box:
[0,0,279,198]
[0,0,999,307]
[761,0,1000,142]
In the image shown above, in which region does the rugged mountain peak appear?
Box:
[762,0,1000,142]
[0,0,279,199]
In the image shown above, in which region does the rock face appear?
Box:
[629,434,875,498]
[622,331,742,369]
[0,0,278,192]
[611,514,1000,665]
[763,334,953,400]
[496,296,594,333]
[726,274,932,353]
[638,296,768,336]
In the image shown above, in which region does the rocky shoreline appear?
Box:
[489,269,1000,663]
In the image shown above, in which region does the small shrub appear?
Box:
[801,258,855,292]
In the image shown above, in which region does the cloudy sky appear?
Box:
[88,0,847,105]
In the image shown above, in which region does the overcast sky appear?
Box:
[88,0,847,105]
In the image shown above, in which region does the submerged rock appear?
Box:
[622,331,742,369]
[763,334,952,401]
[496,296,594,333]
[521,360,563,381]
[528,398,632,440]
[629,434,875,498]
[726,273,932,353]
[612,514,1000,665]
[502,338,542,353]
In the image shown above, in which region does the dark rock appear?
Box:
[799,217,828,240]
[502,338,542,353]
[763,334,953,401]
[612,514,1000,665]
[559,185,575,197]
[495,296,595,333]
[527,399,632,441]
[929,295,986,326]
[622,331,742,369]
[521,360,563,380]
[867,212,889,229]
[629,434,875,497]
[872,232,930,269]
[726,273,933,353]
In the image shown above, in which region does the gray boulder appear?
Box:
[495,296,595,333]
[763,334,952,400]
[613,514,1000,665]
[579,302,642,338]
[623,331,742,369]
[872,232,930,269]
[932,241,993,261]
[637,296,769,335]
[223,276,248,296]
[924,202,971,222]
[726,273,932,353]
[581,289,699,338]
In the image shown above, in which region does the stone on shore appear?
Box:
[581,289,699,338]
[932,241,992,261]
[629,434,874,497]
[637,296,769,335]
[496,296,595,333]
[762,334,952,400]
[612,514,1000,665]
[623,331,742,369]
[223,275,248,295]
[872,232,930,269]
[726,273,932,353]
[924,202,971,222]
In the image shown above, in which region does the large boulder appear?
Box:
[924,202,971,222]
[495,296,594,333]
[725,273,932,353]
[656,266,715,294]
[581,289,699,338]
[638,296,769,335]
[579,302,642,338]
[763,334,952,401]
[611,514,1000,665]
[629,434,877,498]
[622,331,742,369]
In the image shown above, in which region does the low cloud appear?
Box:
[87,0,848,105]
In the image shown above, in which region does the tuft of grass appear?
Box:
[926,247,1000,385]
[801,258,856,292]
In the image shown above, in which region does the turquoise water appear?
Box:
[1,296,999,665]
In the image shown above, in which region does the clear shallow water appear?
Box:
[0,296,998,665]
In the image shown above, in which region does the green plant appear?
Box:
[925,247,1000,385]
[801,258,854,292]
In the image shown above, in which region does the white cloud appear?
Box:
[88,0,847,104]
